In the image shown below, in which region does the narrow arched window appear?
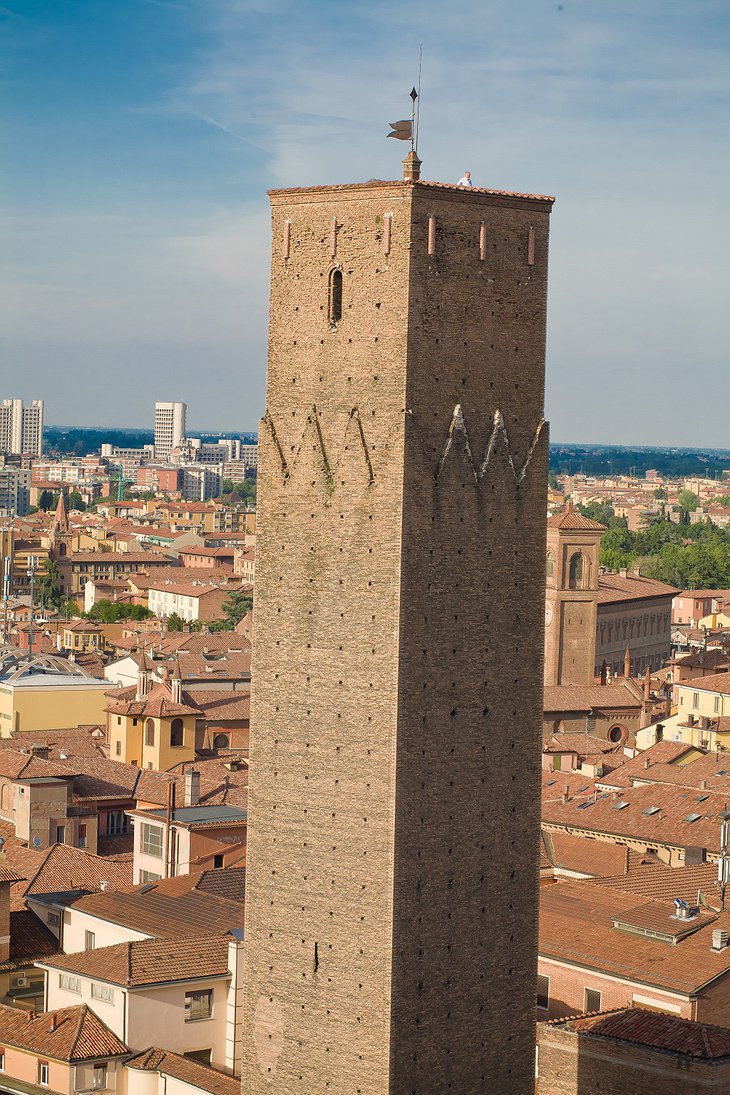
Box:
[145,719,155,747]
[546,551,554,579]
[0,783,8,812]
[170,719,184,748]
[328,268,343,324]
[568,552,584,589]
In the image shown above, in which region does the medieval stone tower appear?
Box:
[241,157,554,1094]
[544,504,605,687]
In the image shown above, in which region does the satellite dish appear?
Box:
[0,837,5,850]
[32,837,42,848]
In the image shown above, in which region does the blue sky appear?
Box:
[2,0,728,443]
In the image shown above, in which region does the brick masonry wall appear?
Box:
[537,957,692,1022]
[241,178,552,1094]
[537,1023,730,1093]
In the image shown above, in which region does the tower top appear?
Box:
[50,492,69,535]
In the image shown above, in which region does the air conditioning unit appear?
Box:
[15,976,27,987]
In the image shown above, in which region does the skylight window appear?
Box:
[696,794,709,803]
[684,813,702,823]
[613,801,630,811]
[642,806,660,816]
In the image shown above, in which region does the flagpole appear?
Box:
[415,45,422,156]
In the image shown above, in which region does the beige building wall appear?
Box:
[0,680,109,734]
[241,175,552,1093]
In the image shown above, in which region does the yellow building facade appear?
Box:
[106,676,197,769]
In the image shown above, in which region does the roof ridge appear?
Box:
[68,1002,87,1058]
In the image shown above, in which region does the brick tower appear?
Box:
[544,504,606,687]
[242,159,554,1094]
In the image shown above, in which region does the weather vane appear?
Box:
[387,46,422,153]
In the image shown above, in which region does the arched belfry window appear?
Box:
[568,552,585,589]
[170,719,183,748]
[546,551,554,579]
[145,719,155,747]
[328,268,343,324]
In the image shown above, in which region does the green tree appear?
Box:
[85,600,153,623]
[209,591,253,632]
[37,559,62,609]
[677,489,700,515]
[68,491,86,512]
[577,501,614,527]
[653,487,668,500]
[167,612,185,632]
[38,490,55,511]
[221,479,234,495]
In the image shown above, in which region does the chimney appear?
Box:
[712,929,729,952]
[48,1013,56,1033]
[624,642,631,679]
[184,770,201,807]
[136,666,150,701]
[30,745,50,759]
[643,758,650,770]
[600,660,607,687]
[99,880,109,893]
[402,150,421,182]
[171,675,182,704]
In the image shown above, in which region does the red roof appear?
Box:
[0,1003,127,1060]
[559,1007,730,1059]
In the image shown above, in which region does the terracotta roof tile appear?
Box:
[65,868,244,937]
[0,726,108,760]
[0,1002,127,1060]
[40,933,231,987]
[561,1007,730,1059]
[596,572,680,605]
[183,690,250,720]
[580,862,718,903]
[682,671,730,695]
[546,507,606,531]
[543,681,642,713]
[0,909,59,970]
[540,880,730,994]
[25,845,132,899]
[126,1048,239,1095]
[543,778,730,855]
[106,680,200,719]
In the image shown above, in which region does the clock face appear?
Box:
[545,603,554,627]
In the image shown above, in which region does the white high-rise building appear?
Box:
[153,401,186,463]
[0,400,44,457]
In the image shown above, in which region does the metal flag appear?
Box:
[387,120,413,140]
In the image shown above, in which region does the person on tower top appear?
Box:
[457,171,473,187]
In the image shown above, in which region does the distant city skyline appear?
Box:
[2,0,728,446]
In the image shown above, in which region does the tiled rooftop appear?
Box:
[126,1047,240,1095]
[543,777,730,855]
[543,681,642,713]
[24,844,132,900]
[0,1002,127,1060]
[558,1007,730,1059]
[596,572,680,605]
[0,909,59,971]
[65,867,244,937]
[540,880,730,994]
[40,933,232,987]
